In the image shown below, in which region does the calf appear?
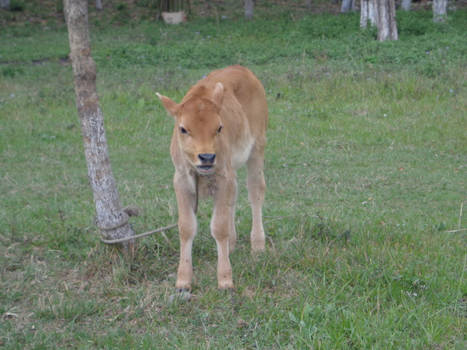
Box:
[157,65,268,290]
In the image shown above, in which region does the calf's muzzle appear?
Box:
[198,153,216,164]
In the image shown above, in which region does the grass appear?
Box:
[1,3,466,349]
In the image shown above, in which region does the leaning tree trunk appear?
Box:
[64,0,134,251]
[96,0,103,11]
[433,0,447,22]
[0,0,10,9]
[360,0,377,28]
[376,0,398,41]
[401,0,411,11]
[244,0,254,19]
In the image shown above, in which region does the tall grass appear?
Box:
[0,8,466,349]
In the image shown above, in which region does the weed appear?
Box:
[116,3,128,12]
[1,66,24,77]
[55,0,63,14]
[9,0,25,12]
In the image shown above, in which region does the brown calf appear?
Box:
[157,65,268,290]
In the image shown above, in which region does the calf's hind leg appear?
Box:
[247,148,266,252]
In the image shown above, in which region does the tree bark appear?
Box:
[369,0,377,26]
[244,0,254,20]
[376,0,398,41]
[360,0,377,28]
[64,0,134,251]
[361,0,369,27]
[341,0,353,12]
[0,0,10,10]
[433,0,447,22]
[401,0,411,11]
[305,0,312,10]
[96,0,103,11]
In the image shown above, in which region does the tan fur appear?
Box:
[157,65,268,290]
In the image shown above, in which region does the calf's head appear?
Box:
[157,83,224,175]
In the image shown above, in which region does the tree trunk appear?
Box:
[305,0,312,10]
[376,0,398,41]
[361,0,369,27]
[360,0,377,28]
[433,0,447,22]
[64,0,135,251]
[341,0,353,12]
[0,0,10,10]
[369,0,377,26]
[368,0,378,27]
[96,0,103,11]
[244,0,254,20]
[401,0,411,11]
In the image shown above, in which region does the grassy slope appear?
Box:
[1,5,466,350]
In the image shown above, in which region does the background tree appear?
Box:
[376,0,398,41]
[305,0,312,10]
[341,0,353,13]
[401,0,411,11]
[433,0,448,22]
[244,0,254,19]
[64,0,135,252]
[96,0,103,11]
[0,0,10,10]
[360,0,377,28]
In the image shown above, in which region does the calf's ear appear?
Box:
[212,82,224,110]
[156,93,179,117]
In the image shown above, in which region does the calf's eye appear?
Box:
[180,126,188,134]
[217,125,223,133]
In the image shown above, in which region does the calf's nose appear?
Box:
[198,153,216,164]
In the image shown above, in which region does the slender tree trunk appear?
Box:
[0,0,10,10]
[401,0,411,11]
[433,0,447,22]
[361,0,369,27]
[376,0,398,41]
[305,0,312,10]
[360,0,377,28]
[64,0,134,251]
[244,0,254,20]
[96,0,103,11]
[369,0,377,26]
[341,0,353,12]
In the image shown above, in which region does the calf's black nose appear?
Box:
[198,153,216,164]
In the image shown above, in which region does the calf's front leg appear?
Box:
[211,177,237,289]
[174,173,197,291]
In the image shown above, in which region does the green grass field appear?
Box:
[1,4,466,349]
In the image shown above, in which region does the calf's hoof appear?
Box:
[175,280,191,291]
[251,240,265,253]
[218,280,234,290]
